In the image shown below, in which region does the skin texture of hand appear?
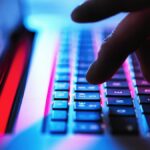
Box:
[71,0,150,84]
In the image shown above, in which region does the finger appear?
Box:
[136,37,150,82]
[86,9,150,84]
[71,0,150,22]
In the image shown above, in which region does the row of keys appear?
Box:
[48,33,72,134]
[105,66,139,134]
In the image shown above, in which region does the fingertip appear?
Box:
[86,61,108,84]
[71,7,82,22]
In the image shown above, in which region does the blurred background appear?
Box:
[0,0,127,58]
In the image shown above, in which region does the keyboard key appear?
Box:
[109,117,139,134]
[50,121,67,133]
[107,97,133,106]
[141,105,150,114]
[74,122,103,134]
[136,87,150,95]
[74,84,99,92]
[54,91,69,100]
[134,80,150,87]
[111,74,126,81]
[106,89,131,97]
[51,110,68,121]
[108,107,135,116]
[74,102,101,111]
[74,111,102,121]
[52,101,68,110]
[74,92,100,101]
[132,72,144,79]
[56,68,70,74]
[75,70,87,76]
[104,81,128,88]
[139,96,150,104]
[75,77,88,83]
[55,75,70,82]
[54,82,69,91]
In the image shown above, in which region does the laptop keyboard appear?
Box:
[44,28,150,136]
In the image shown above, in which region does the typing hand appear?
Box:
[71,0,150,84]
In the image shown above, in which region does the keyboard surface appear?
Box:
[43,28,150,136]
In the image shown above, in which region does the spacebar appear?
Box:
[0,37,30,134]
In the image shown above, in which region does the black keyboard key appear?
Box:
[109,117,139,134]
[109,107,135,116]
[139,95,150,104]
[50,121,67,133]
[74,122,103,134]
[52,101,68,110]
[141,105,150,114]
[104,81,128,88]
[106,89,131,97]
[54,82,69,91]
[74,84,99,92]
[55,75,70,82]
[74,111,102,121]
[107,97,133,106]
[74,102,101,111]
[51,110,68,121]
[136,87,150,95]
[134,80,150,87]
[74,92,100,101]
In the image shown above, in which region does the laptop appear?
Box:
[1,0,150,150]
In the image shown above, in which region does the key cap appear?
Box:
[111,74,126,81]
[51,110,68,121]
[75,77,88,83]
[50,121,67,133]
[107,97,133,106]
[74,122,103,134]
[74,92,100,101]
[75,63,90,69]
[52,101,68,110]
[134,80,150,87]
[132,73,144,79]
[55,75,70,82]
[106,89,131,97]
[74,84,99,92]
[141,105,150,114]
[56,68,70,74]
[104,81,128,88]
[136,87,150,95]
[74,102,101,111]
[109,117,139,134]
[54,82,69,91]
[54,91,69,100]
[139,96,150,104]
[74,111,102,121]
[108,107,135,116]
[75,70,87,76]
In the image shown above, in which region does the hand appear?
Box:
[71,0,150,84]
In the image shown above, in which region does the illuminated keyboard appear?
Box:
[43,28,150,136]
